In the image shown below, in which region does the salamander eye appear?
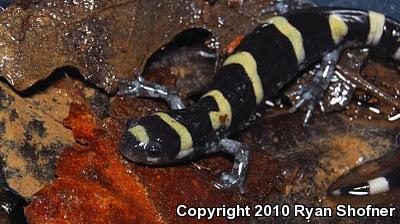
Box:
[127,120,138,128]
[145,141,162,158]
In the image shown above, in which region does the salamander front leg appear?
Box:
[117,71,185,110]
[214,138,249,194]
[289,49,341,126]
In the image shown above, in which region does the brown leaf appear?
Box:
[25,102,163,224]
[0,79,75,199]
[17,1,400,223]
[0,0,274,93]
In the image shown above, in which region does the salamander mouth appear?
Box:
[119,132,147,163]
[119,132,165,165]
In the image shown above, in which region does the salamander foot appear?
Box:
[117,70,185,110]
[289,49,341,126]
[214,139,249,194]
[264,0,316,14]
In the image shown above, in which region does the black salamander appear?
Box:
[119,7,400,195]
[332,165,400,196]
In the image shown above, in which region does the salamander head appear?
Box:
[119,117,181,165]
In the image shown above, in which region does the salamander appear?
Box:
[332,165,400,196]
[118,7,400,195]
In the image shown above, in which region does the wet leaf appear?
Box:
[25,102,163,224]
[12,0,400,223]
[0,0,274,93]
[0,79,74,199]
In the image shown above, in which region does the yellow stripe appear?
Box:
[128,125,149,145]
[223,51,264,104]
[155,112,193,151]
[266,16,305,64]
[328,14,348,44]
[367,11,385,45]
[201,90,232,130]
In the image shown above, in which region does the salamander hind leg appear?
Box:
[213,138,249,194]
[289,49,341,126]
[117,70,185,110]
[264,0,316,15]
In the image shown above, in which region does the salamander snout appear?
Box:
[119,119,168,165]
[119,132,146,163]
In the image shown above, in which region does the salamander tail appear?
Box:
[330,165,400,196]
